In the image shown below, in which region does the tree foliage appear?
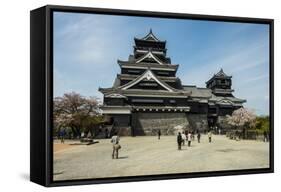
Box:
[53,92,103,138]
[255,116,270,134]
[226,107,256,129]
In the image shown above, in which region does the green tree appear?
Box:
[255,116,270,134]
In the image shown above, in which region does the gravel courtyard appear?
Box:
[53,135,269,181]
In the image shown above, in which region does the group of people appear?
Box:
[177,131,193,150]
[110,129,214,159]
[177,130,213,150]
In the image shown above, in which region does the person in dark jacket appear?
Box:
[60,129,65,144]
[263,131,268,142]
[177,132,182,150]
[197,132,201,143]
[158,129,161,140]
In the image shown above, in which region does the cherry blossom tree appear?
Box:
[53,92,103,138]
[226,108,256,129]
[226,107,256,139]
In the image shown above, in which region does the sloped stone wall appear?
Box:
[185,114,208,132]
[217,115,232,131]
[132,112,190,136]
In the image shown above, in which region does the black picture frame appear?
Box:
[30,5,274,187]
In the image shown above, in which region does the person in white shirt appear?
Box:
[208,130,212,143]
[187,132,192,147]
[111,132,121,159]
[181,132,186,145]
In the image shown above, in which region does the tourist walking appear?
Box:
[177,132,182,150]
[181,132,186,145]
[208,130,212,143]
[191,131,195,141]
[111,132,121,159]
[263,131,268,142]
[158,129,161,140]
[187,132,192,147]
[197,132,201,143]
[59,129,65,144]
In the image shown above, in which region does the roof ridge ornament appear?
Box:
[216,68,227,77]
[142,29,160,41]
[144,70,153,80]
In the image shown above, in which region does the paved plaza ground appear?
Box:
[53,135,269,181]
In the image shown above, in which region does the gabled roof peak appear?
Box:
[206,68,232,85]
[135,50,165,65]
[141,29,160,41]
[120,69,175,92]
[215,68,230,77]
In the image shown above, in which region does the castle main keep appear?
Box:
[99,30,246,136]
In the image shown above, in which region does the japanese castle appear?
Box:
[99,29,246,136]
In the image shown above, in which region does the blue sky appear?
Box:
[53,12,270,115]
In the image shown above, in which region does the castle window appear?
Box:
[209,108,217,114]
[128,70,141,74]
[131,99,164,103]
[169,99,176,103]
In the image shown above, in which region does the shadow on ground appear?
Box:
[117,156,129,159]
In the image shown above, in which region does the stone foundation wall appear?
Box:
[131,112,208,135]
[132,112,191,136]
[186,114,208,132]
[106,112,210,136]
[117,126,132,136]
[111,114,226,136]
[217,116,232,131]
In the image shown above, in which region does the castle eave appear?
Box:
[118,62,179,71]
[100,105,132,114]
[132,106,190,112]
